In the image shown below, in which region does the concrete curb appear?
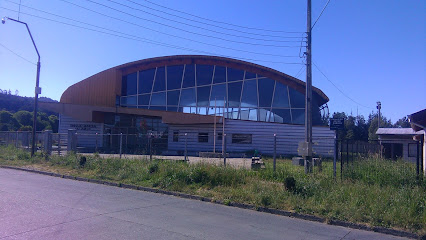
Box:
[1,165,421,239]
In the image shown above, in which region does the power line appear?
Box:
[0,7,304,65]
[106,0,301,42]
[295,65,305,79]
[8,1,300,58]
[312,0,331,30]
[0,42,36,65]
[313,62,373,109]
[142,0,303,34]
[78,0,301,48]
[124,0,301,39]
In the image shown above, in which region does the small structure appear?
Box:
[376,128,424,163]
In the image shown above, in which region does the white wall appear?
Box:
[59,114,104,148]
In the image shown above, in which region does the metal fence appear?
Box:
[0,131,423,181]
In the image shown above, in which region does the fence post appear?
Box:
[273,133,277,172]
[58,134,61,156]
[43,130,53,155]
[417,140,420,181]
[119,133,123,159]
[15,131,19,148]
[184,133,188,162]
[149,133,153,161]
[340,140,343,180]
[67,129,77,153]
[223,133,227,166]
[334,132,337,179]
[346,141,349,165]
[95,133,98,153]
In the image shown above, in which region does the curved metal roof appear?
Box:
[61,55,329,108]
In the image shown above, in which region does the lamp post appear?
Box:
[2,17,41,157]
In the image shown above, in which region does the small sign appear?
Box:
[330,118,344,130]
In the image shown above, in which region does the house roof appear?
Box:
[408,108,426,131]
[376,128,424,136]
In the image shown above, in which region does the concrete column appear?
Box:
[67,129,77,152]
[43,130,53,154]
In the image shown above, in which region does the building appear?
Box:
[41,55,334,156]
[376,128,424,162]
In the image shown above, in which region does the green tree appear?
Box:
[368,113,392,140]
[14,110,33,127]
[394,116,410,128]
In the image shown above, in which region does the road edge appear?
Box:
[1,165,422,240]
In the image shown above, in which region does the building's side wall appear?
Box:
[59,114,104,148]
[60,68,120,108]
[168,119,334,157]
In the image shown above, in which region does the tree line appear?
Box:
[330,112,410,141]
[0,89,58,132]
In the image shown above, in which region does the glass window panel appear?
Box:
[271,108,291,124]
[167,106,178,112]
[258,78,275,108]
[292,109,305,124]
[241,79,258,107]
[272,82,290,108]
[122,73,137,96]
[289,88,305,108]
[138,94,151,105]
[258,108,268,122]
[150,92,166,106]
[180,88,196,106]
[182,64,195,88]
[227,107,239,119]
[245,71,256,79]
[196,64,214,86]
[197,86,211,106]
[126,96,137,105]
[228,81,242,107]
[139,69,155,94]
[121,96,127,106]
[167,90,180,106]
[210,84,226,107]
[149,106,166,111]
[197,107,208,115]
[227,67,244,82]
[248,108,258,121]
[213,66,226,83]
[153,67,166,92]
[240,108,249,120]
[180,106,196,114]
[167,65,184,90]
[138,105,148,109]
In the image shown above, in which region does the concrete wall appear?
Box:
[168,119,334,157]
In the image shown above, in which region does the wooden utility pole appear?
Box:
[304,0,313,173]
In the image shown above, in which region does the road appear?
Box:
[0,168,410,240]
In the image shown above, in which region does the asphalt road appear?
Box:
[0,168,410,240]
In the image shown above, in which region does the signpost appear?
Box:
[330,118,344,179]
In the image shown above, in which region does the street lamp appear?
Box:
[2,17,41,157]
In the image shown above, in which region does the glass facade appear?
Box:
[121,64,323,125]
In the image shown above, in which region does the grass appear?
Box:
[0,145,425,235]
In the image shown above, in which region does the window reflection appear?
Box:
[121,63,322,125]
[153,67,166,92]
[167,65,184,90]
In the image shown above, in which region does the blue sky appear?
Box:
[0,0,425,122]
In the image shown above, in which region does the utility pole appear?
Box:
[376,101,381,129]
[304,0,313,173]
[2,17,41,157]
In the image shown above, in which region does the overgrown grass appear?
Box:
[0,145,425,234]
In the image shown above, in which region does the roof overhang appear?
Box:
[408,108,426,132]
[40,102,221,125]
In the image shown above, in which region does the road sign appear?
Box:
[330,118,345,130]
